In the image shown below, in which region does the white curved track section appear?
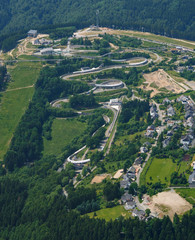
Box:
[129,59,148,66]
[95,80,124,89]
[67,145,90,164]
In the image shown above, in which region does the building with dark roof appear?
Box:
[28,30,38,38]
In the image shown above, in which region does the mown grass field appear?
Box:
[141,157,190,185]
[8,61,41,89]
[0,61,42,160]
[0,88,34,159]
[176,188,195,205]
[43,118,87,156]
[87,205,132,221]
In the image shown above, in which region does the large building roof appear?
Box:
[28,30,37,34]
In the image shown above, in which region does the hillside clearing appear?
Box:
[142,69,185,97]
[43,118,87,156]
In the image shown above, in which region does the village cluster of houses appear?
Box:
[119,155,148,219]
[176,66,195,73]
[121,192,146,219]
[161,95,194,150]
[177,95,195,150]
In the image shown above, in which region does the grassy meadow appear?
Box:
[43,118,87,156]
[87,205,132,221]
[140,157,190,185]
[0,61,42,160]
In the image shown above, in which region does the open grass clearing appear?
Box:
[0,88,34,160]
[142,157,190,185]
[86,205,132,221]
[0,61,41,160]
[115,131,153,146]
[8,61,41,89]
[43,118,87,156]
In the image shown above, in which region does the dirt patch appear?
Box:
[91,174,110,184]
[113,169,123,179]
[141,69,185,97]
[144,191,192,220]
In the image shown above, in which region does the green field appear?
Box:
[141,158,189,185]
[0,88,34,159]
[0,62,41,160]
[115,30,195,49]
[176,188,195,205]
[8,61,41,89]
[87,205,131,221]
[43,118,87,156]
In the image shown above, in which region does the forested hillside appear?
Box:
[0,0,195,40]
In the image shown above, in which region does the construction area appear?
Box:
[142,69,187,97]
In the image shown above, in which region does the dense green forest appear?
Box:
[0,0,195,41]
[0,174,195,239]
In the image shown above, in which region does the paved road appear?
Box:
[136,100,166,186]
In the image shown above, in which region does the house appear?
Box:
[40,47,54,55]
[132,209,145,220]
[163,98,171,104]
[186,117,194,128]
[185,110,193,120]
[123,174,129,181]
[150,105,158,119]
[121,193,133,204]
[127,173,136,181]
[182,144,189,151]
[144,131,154,138]
[28,30,38,38]
[177,95,189,104]
[189,162,195,187]
[180,135,191,145]
[167,120,176,127]
[143,142,151,147]
[167,105,175,116]
[167,130,174,137]
[134,157,143,165]
[140,146,148,153]
[173,124,179,131]
[39,38,52,45]
[33,39,40,45]
[124,201,136,210]
[163,137,171,148]
[120,180,130,190]
[147,125,156,133]
[128,166,136,174]
[187,129,194,138]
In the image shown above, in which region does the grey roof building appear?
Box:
[124,201,136,210]
[121,193,133,204]
[28,30,38,38]
[189,162,195,187]
[120,180,130,190]
[132,209,145,220]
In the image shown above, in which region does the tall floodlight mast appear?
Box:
[96,10,99,28]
